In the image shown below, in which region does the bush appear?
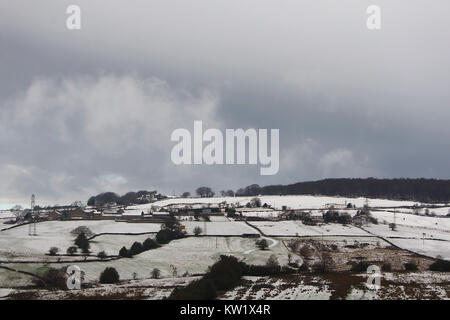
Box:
[168,279,217,300]
[142,238,159,250]
[204,255,245,291]
[266,254,280,269]
[193,226,203,236]
[129,242,144,256]
[404,261,418,271]
[66,246,78,255]
[429,259,450,271]
[256,239,269,250]
[33,267,68,290]
[48,247,59,256]
[99,267,120,284]
[97,251,107,260]
[151,268,161,279]
[70,226,94,238]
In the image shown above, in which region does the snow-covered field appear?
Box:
[0,236,291,285]
[360,210,450,259]
[371,210,450,231]
[0,221,162,261]
[363,224,450,260]
[180,220,256,235]
[132,195,422,211]
[249,220,371,237]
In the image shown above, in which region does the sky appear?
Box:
[1,0,450,208]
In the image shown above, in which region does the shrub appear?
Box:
[429,259,450,271]
[193,226,203,236]
[48,247,59,256]
[66,246,78,255]
[256,239,269,250]
[142,238,159,251]
[70,226,94,238]
[33,267,68,290]
[168,279,217,300]
[129,241,144,256]
[266,254,280,269]
[404,261,418,271]
[204,255,245,291]
[99,267,120,284]
[151,268,161,279]
[97,251,107,260]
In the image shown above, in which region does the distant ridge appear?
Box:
[236,178,450,203]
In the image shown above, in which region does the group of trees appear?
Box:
[155,216,186,244]
[235,184,262,197]
[87,178,450,209]
[195,187,215,198]
[74,233,91,254]
[242,178,450,203]
[87,190,159,206]
[119,238,160,258]
[184,188,234,198]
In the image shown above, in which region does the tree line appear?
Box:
[234,178,450,203]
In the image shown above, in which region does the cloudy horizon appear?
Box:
[1,0,450,208]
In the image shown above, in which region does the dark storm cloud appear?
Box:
[0,0,449,207]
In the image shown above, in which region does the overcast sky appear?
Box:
[1,0,450,208]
